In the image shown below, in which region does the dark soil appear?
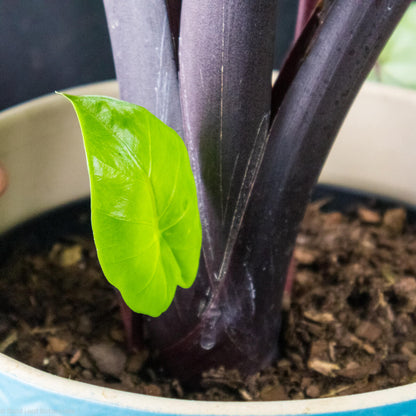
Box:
[1,195,416,401]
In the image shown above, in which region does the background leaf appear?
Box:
[63,94,201,317]
[368,2,416,89]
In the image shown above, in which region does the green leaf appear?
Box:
[368,3,416,89]
[62,94,202,317]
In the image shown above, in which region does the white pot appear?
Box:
[0,81,415,415]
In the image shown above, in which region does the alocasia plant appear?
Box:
[65,0,411,381]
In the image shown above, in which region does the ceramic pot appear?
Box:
[0,81,415,415]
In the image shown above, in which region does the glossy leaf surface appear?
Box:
[63,94,202,317]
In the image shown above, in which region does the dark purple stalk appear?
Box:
[238,1,412,362]
[146,0,279,379]
[295,0,321,40]
[118,294,143,351]
[271,2,323,120]
[102,0,183,136]
[103,0,184,354]
[178,0,277,293]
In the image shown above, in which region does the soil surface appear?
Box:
[1,197,416,401]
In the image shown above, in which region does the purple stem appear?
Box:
[295,0,321,41]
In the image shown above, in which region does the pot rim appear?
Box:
[1,353,415,414]
[0,80,119,118]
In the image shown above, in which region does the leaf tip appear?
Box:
[56,91,77,102]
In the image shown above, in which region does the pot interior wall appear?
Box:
[0,82,118,234]
[319,82,416,207]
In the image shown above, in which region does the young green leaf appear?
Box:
[62,94,202,317]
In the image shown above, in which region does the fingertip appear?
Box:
[0,165,8,196]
